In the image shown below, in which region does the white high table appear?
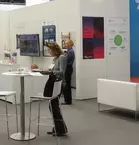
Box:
[2,71,43,141]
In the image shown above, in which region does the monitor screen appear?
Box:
[18,34,40,57]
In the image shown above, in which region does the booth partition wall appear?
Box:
[130,0,139,83]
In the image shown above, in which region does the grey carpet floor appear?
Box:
[0,99,139,145]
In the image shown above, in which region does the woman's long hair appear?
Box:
[45,42,64,57]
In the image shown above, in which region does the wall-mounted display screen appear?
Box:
[16,34,40,57]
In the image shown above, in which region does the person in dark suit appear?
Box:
[44,42,67,136]
[62,39,75,105]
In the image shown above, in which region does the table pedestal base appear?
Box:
[10,132,36,141]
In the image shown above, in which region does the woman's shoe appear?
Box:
[47,131,54,135]
[61,102,72,105]
[52,132,67,137]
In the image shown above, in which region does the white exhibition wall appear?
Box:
[76,0,130,99]
[0,11,9,59]
[0,0,130,100]
[9,0,80,69]
[105,0,130,82]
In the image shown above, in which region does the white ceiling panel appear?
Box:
[0,0,51,11]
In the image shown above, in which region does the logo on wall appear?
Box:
[135,0,139,10]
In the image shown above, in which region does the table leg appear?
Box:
[10,77,36,141]
[20,76,25,139]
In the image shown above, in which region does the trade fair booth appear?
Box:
[0,0,136,143]
[0,0,130,103]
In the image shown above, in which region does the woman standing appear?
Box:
[44,42,67,136]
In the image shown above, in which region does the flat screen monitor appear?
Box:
[17,34,40,57]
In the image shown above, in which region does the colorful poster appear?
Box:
[130,0,139,82]
[82,17,104,59]
[42,25,56,57]
[61,32,70,49]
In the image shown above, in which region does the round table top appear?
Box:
[2,71,30,77]
[2,71,44,77]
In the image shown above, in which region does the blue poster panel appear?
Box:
[130,0,139,82]
[42,25,56,56]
